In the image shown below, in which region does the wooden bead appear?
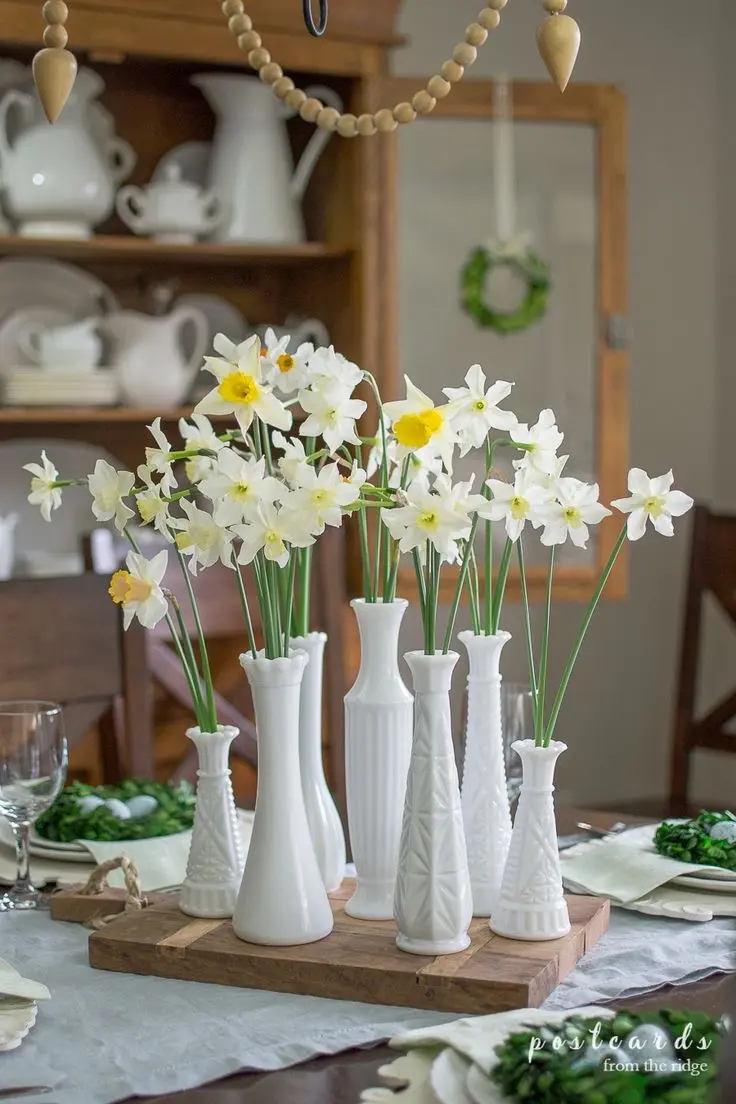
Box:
[356,113,377,136]
[393,102,417,124]
[412,90,436,115]
[221,0,245,14]
[537,14,581,91]
[299,97,323,123]
[32,46,77,124]
[483,0,507,10]
[316,106,340,130]
[285,88,307,110]
[479,7,502,28]
[248,47,271,70]
[337,113,359,138]
[441,60,464,83]
[272,76,295,100]
[259,62,283,85]
[43,24,68,48]
[42,0,68,24]
[237,30,261,52]
[543,0,567,10]
[374,108,398,133]
[453,43,478,66]
[228,13,252,35]
[427,74,452,99]
[465,23,488,47]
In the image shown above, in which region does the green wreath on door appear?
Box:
[461,244,551,336]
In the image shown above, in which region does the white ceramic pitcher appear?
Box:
[191,73,343,243]
[101,306,208,408]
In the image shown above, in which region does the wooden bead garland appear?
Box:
[33,0,78,123]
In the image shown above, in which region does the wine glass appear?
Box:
[502,683,534,805]
[0,701,67,910]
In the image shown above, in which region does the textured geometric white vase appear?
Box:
[291,632,346,893]
[394,650,473,956]
[344,599,413,921]
[234,650,334,945]
[179,725,245,919]
[459,630,513,918]
[491,739,570,941]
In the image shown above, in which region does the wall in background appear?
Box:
[391,0,726,805]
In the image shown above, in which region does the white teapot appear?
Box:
[117,164,223,243]
[19,317,102,371]
[101,306,208,408]
[0,513,17,581]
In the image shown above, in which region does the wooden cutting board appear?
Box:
[84,880,609,1013]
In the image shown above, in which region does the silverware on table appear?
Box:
[0,1088,53,1099]
[575,820,627,838]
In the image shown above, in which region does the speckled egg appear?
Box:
[709,820,736,844]
[125,795,159,819]
[103,798,132,820]
[75,795,106,816]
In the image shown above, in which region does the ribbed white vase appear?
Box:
[459,630,513,918]
[179,725,245,919]
[394,651,473,956]
[290,632,346,893]
[491,739,570,941]
[344,599,413,921]
[234,650,334,946]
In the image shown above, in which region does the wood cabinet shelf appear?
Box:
[0,406,195,423]
[0,235,351,268]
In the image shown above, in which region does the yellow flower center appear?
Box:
[109,570,130,605]
[473,399,487,411]
[30,476,50,493]
[563,506,583,527]
[510,495,529,520]
[231,481,251,501]
[175,532,194,550]
[260,346,268,358]
[393,408,443,449]
[644,494,665,517]
[218,371,260,405]
[137,495,162,524]
[312,489,328,505]
[108,570,152,606]
[418,510,439,532]
[277,354,295,374]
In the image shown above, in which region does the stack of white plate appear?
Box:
[2,367,119,407]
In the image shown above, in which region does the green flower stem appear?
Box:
[483,439,495,635]
[544,524,627,746]
[51,478,87,488]
[252,418,264,460]
[363,371,391,601]
[424,542,434,655]
[384,458,412,602]
[372,506,383,605]
[261,423,274,475]
[282,552,298,656]
[534,546,555,747]
[265,558,283,659]
[517,538,538,725]
[173,543,218,731]
[231,551,257,658]
[170,598,207,722]
[469,548,482,635]
[357,503,373,602]
[296,545,312,636]
[443,517,480,654]
[491,537,514,634]
[412,546,426,622]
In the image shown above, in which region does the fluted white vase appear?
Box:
[179,724,245,919]
[344,599,413,921]
[459,630,513,918]
[491,739,570,941]
[394,651,473,956]
[291,632,346,893]
[234,650,334,946]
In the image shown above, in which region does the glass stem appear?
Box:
[13,822,31,892]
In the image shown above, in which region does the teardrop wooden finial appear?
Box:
[32,47,77,122]
[536,13,581,92]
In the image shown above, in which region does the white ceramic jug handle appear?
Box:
[18,325,44,364]
[173,306,209,374]
[0,89,33,163]
[107,136,137,184]
[201,190,224,232]
[290,85,344,202]
[116,186,147,231]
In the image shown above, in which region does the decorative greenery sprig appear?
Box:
[461,244,550,335]
[655,812,736,872]
[35,779,195,842]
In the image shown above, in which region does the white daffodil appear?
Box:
[259,327,314,396]
[511,409,564,477]
[343,459,367,493]
[143,417,178,495]
[24,450,62,522]
[433,472,487,523]
[272,430,311,487]
[476,469,550,541]
[306,345,363,393]
[443,365,517,454]
[287,462,360,534]
[381,480,471,563]
[87,459,135,533]
[179,413,226,484]
[200,448,285,526]
[134,469,171,536]
[383,375,458,474]
[298,379,367,453]
[195,333,292,437]
[611,468,694,541]
[108,549,169,630]
[233,501,315,568]
[169,499,234,575]
[209,331,258,367]
[536,478,612,548]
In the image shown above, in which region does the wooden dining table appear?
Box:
[126,809,735,1103]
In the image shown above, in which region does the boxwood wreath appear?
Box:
[461,245,551,335]
[654,810,736,873]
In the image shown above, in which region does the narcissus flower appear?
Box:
[383,376,458,473]
[233,501,315,568]
[195,334,292,437]
[178,413,226,484]
[381,479,474,563]
[199,448,285,526]
[87,459,135,533]
[286,462,360,534]
[298,379,367,453]
[109,550,169,629]
[143,417,178,496]
[169,499,234,575]
[511,409,564,476]
[443,364,517,454]
[259,327,313,396]
[477,470,550,542]
[24,450,62,522]
[611,469,693,540]
[537,478,611,548]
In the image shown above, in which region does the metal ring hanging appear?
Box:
[303,0,328,36]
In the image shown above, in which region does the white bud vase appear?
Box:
[234,650,334,946]
[491,739,570,941]
[344,599,413,920]
[290,632,346,893]
[179,725,245,919]
[459,630,513,918]
[394,651,473,956]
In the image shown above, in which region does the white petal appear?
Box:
[652,512,674,537]
[137,589,169,629]
[213,333,236,360]
[540,520,568,546]
[650,470,674,496]
[664,490,694,517]
[580,502,612,525]
[611,495,635,515]
[627,468,651,496]
[194,390,234,417]
[569,522,590,548]
[626,509,648,541]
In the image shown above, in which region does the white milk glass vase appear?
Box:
[290,632,346,893]
[234,650,334,946]
[459,630,513,918]
[491,739,570,941]
[179,725,245,919]
[394,651,473,956]
[344,599,413,920]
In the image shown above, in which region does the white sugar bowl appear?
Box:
[116,164,223,243]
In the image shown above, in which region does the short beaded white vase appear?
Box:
[179,724,245,919]
[290,632,346,893]
[490,739,570,941]
[394,650,473,956]
[459,630,513,918]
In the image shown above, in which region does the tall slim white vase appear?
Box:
[234,651,334,946]
[344,599,413,921]
[459,630,513,918]
[394,651,473,956]
[291,632,346,893]
[180,725,245,919]
[491,739,570,941]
